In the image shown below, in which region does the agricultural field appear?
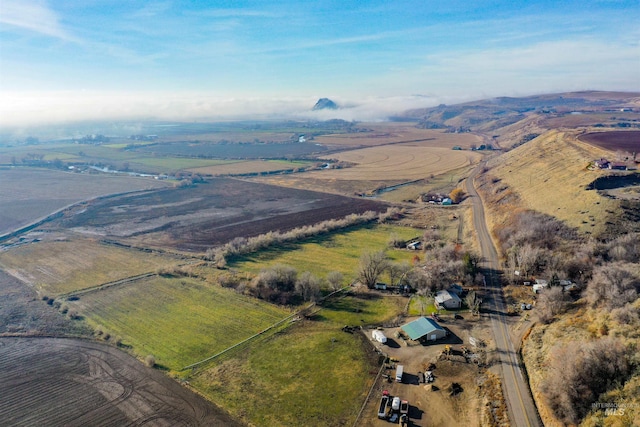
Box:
[0,168,168,237]
[186,159,311,175]
[70,275,289,371]
[249,126,483,196]
[314,123,482,148]
[0,238,176,296]
[230,224,422,281]
[191,290,401,427]
[0,269,90,336]
[132,140,331,159]
[578,130,640,152]
[43,178,387,252]
[0,337,239,426]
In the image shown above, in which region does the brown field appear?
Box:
[249,125,483,196]
[0,337,239,426]
[0,168,169,237]
[0,269,90,336]
[0,238,175,296]
[41,178,387,252]
[578,130,640,152]
[317,146,481,181]
[315,124,482,148]
[186,159,306,175]
[252,145,481,196]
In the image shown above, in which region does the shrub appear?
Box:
[542,337,629,424]
[144,355,156,368]
[585,263,639,309]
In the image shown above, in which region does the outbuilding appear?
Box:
[435,290,462,309]
[401,317,447,342]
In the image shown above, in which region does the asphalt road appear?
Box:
[465,164,542,427]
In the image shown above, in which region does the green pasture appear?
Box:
[74,276,289,370]
[230,224,422,282]
[131,157,233,171]
[316,293,407,325]
[192,322,376,427]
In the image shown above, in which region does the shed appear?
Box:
[401,317,447,341]
[435,290,462,309]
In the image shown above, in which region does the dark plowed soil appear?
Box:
[0,269,91,336]
[579,131,640,152]
[49,178,387,252]
[0,337,242,427]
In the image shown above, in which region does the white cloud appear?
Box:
[414,38,640,96]
[0,0,76,41]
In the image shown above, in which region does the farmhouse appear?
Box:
[435,290,461,309]
[401,317,447,341]
[595,158,610,169]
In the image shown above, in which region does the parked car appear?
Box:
[400,399,409,414]
[392,396,401,411]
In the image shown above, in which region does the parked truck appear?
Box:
[395,365,404,382]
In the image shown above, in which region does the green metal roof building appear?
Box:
[401,317,447,341]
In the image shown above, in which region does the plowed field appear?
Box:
[47,178,387,252]
[579,130,640,151]
[0,337,241,426]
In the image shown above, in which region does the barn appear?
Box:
[401,317,447,342]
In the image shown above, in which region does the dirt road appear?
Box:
[465,164,542,427]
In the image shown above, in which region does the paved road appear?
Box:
[465,164,542,427]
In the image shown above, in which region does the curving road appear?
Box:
[465,163,542,427]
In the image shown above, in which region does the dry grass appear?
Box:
[0,238,176,295]
[316,124,482,148]
[315,146,481,181]
[487,130,618,235]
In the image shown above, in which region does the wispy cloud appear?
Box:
[0,0,77,41]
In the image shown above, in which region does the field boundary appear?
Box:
[59,272,157,298]
[182,302,316,370]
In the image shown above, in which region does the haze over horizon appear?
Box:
[1,0,639,127]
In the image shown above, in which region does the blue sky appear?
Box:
[0,0,638,126]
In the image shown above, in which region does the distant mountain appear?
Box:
[312,98,338,110]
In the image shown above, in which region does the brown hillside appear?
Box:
[486,130,619,237]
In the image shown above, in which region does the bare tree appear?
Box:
[295,271,321,302]
[536,287,570,324]
[326,271,344,291]
[465,290,482,316]
[388,262,412,286]
[543,338,629,424]
[358,250,390,288]
[585,263,639,309]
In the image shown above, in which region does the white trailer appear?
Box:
[372,330,387,344]
[396,365,404,382]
